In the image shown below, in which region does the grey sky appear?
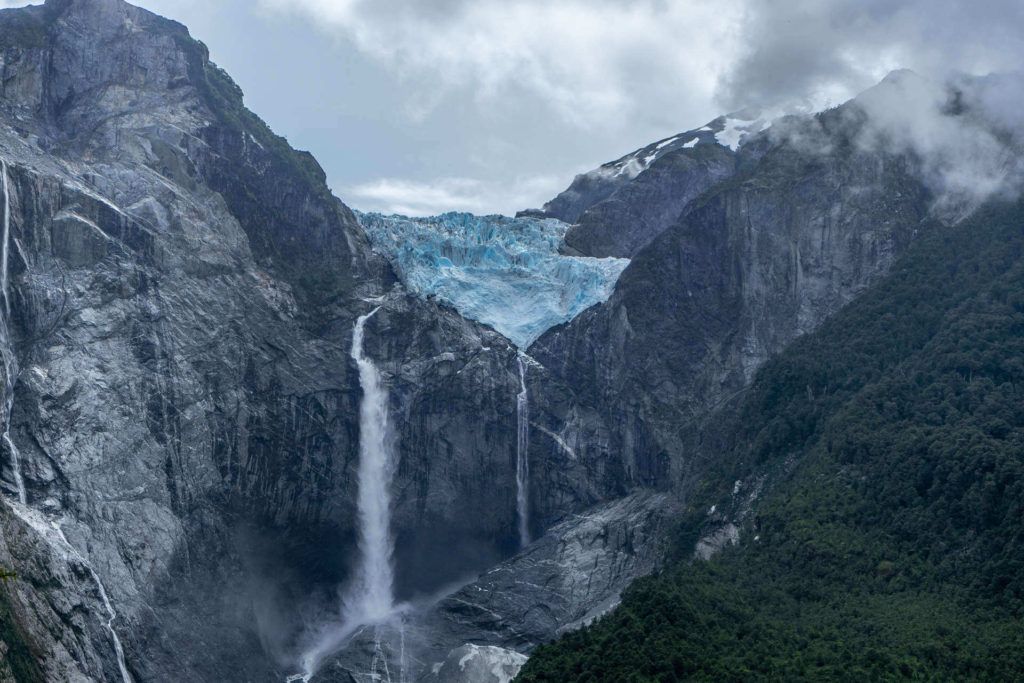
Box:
[5,0,1023,215]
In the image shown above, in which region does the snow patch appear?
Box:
[614,156,646,179]
[714,112,775,151]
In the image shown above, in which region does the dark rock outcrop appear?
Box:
[531,106,933,493]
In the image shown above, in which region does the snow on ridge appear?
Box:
[655,136,680,150]
[359,211,629,348]
[713,110,776,151]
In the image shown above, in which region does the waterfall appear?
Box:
[0,159,23,506]
[0,161,125,680]
[516,354,530,548]
[51,524,134,683]
[0,500,134,683]
[347,305,396,623]
[3,431,25,505]
[2,158,11,318]
[290,306,397,682]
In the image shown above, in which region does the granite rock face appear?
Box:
[309,492,675,682]
[0,1,615,680]
[434,644,527,683]
[525,119,745,259]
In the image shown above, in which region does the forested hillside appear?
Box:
[518,198,1024,681]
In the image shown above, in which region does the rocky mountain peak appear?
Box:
[0,0,208,149]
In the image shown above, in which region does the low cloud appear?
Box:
[257,0,743,130]
[345,174,567,216]
[260,0,1024,132]
[850,71,1024,215]
[719,0,1024,112]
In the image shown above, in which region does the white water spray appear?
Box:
[291,307,398,681]
[516,354,530,548]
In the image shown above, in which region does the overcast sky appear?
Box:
[6,0,1024,215]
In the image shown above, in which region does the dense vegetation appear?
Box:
[518,199,1024,681]
[0,573,44,682]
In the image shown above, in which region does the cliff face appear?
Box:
[531,107,933,492]
[0,1,614,680]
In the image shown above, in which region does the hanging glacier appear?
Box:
[358,212,630,348]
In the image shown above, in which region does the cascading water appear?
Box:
[0,499,133,683]
[51,523,134,683]
[291,306,399,682]
[1,158,11,319]
[516,355,530,548]
[346,306,396,624]
[0,159,24,506]
[0,159,129,681]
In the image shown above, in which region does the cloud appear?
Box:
[256,0,744,129]
[847,70,1024,216]
[344,174,568,216]
[258,0,1024,131]
[142,0,1024,216]
[719,0,1024,112]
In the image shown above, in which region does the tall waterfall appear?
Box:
[2,158,11,318]
[292,306,399,682]
[516,355,530,548]
[0,159,23,506]
[347,305,396,623]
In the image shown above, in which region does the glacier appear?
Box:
[359,212,629,348]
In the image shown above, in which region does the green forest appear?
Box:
[517,199,1024,681]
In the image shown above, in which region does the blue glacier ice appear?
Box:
[358,212,630,348]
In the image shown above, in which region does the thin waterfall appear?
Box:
[51,523,134,683]
[370,628,393,683]
[0,500,134,683]
[0,159,23,505]
[2,158,11,317]
[0,162,125,679]
[3,430,25,506]
[346,305,396,623]
[398,620,407,683]
[516,354,530,548]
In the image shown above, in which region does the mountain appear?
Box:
[0,1,617,680]
[517,193,1024,682]
[530,93,931,493]
[520,109,774,258]
[0,1,1020,682]
[514,70,1024,681]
